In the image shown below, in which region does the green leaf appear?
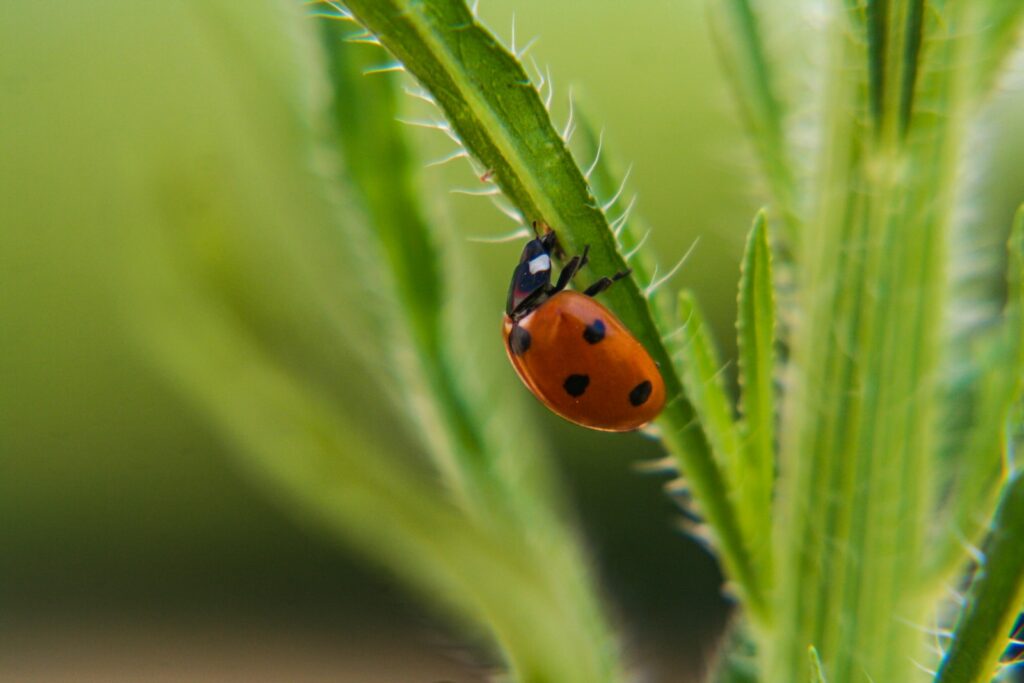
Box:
[677,291,741,481]
[934,472,1024,683]
[736,211,777,580]
[336,0,673,398]
[672,291,768,624]
[770,4,976,681]
[339,0,768,623]
[9,3,613,680]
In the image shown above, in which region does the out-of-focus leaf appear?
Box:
[736,211,776,580]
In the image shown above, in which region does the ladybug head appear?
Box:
[506,230,557,317]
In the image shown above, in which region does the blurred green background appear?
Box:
[2,1,1022,680]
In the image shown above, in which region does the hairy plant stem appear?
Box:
[339,0,768,626]
[770,3,969,681]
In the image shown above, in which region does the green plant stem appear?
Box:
[337,0,676,395]
[771,3,971,681]
[339,0,769,624]
[934,472,1024,683]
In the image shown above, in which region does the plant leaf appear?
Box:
[336,0,674,393]
[934,472,1024,683]
[677,291,741,482]
[338,0,768,622]
[736,210,776,580]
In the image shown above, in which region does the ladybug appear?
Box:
[502,226,666,432]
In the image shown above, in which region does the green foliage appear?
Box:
[735,212,776,584]
[328,0,1024,681]
[19,0,1020,681]
[334,0,675,394]
[316,25,623,681]
[335,0,770,626]
[935,473,1024,683]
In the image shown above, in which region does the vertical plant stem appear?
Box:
[771,3,972,681]
[338,0,769,625]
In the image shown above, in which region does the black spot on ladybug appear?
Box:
[563,374,590,397]
[583,319,606,344]
[509,325,531,356]
[629,380,652,406]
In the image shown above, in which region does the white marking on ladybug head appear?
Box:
[528,254,551,274]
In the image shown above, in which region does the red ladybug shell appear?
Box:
[503,290,666,432]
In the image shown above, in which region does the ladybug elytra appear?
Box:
[502,226,666,432]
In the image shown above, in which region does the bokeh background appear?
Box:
[3,1,1023,681]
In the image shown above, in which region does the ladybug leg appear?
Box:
[583,269,632,297]
[552,245,591,293]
